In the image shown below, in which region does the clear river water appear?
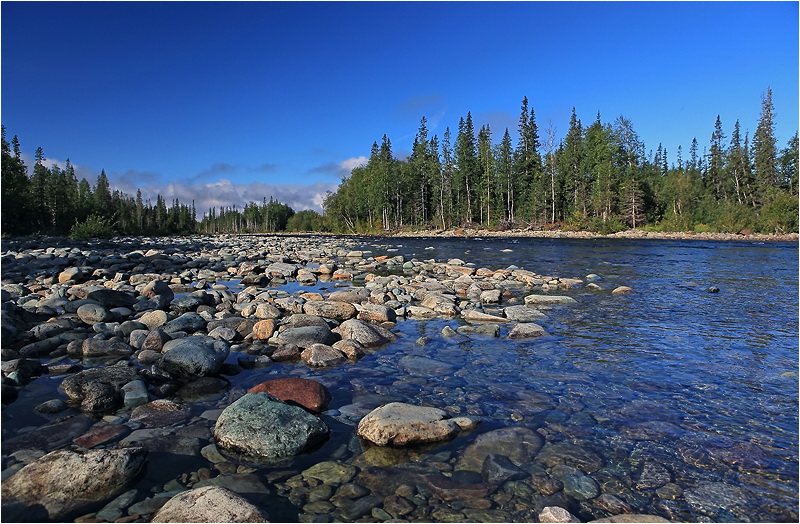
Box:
[4,236,798,522]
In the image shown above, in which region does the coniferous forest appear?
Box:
[324,90,798,235]
[2,89,797,238]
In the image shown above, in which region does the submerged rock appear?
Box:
[357,402,470,446]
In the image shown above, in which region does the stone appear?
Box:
[81,337,134,357]
[507,323,547,339]
[683,481,749,517]
[271,344,301,361]
[589,516,670,523]
[357,402,462,446]
[462,310,507,322]
[457,324,500,336]
[73,423,131,448]
[357,302,396,323]
[141,329,171,352]
[303,300,357,320]
[252,319,276,340]
[275,325,338,348]
[121,379,149,408]
[58,266,83,283]
[162,312,206,334]
[34,398,67,414]
[523,295,577,305]
[332,318,397,347]
[455,426,543,472]
[139,309,168,330]
[0,447,146,521]
[503,305,548,322]
[619,420,685,441]
[60,362,139,412]
[534,441,604,474]
[423,473,490,502]
[248,377,332,413]
[130,399,191,427]
[301,343,347,367]
[302,461,357,485]
[479,289,502,303]
[612,286,634,295]
[213,392,329,460]
[76,303,114,325]
[254,302,282,319]
[398,355,456,376]
[561,472,599,500]
[332,339,366,360]
[481,453,529,486]
[155,336,229,379]
[636,461,671,490]
[152,486,269,523]
[539,506,580,523]
[85,288,136,308]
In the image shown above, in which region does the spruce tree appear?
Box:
[752,87,777,194]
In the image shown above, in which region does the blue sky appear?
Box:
[2,1,798,214]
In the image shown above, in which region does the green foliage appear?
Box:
[286,210,326,232]
[70,214,113,239]
[758,190,799,234]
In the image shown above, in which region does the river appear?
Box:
[3,236,797,522]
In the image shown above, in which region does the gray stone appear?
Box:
[301,343,347,367]
[481,453,529,486]
[275,325,338,348]
[303,300,357,320]
[398,355,456,376]
[507,323,547,339]
[539,506,580,523]
[162,312,206,334]
[456,426,543,472]
[82,337,134,357]
[77,303,114,325]
[155,336,229,379]
[523,295,577,306]
[60,362,139,412]
[213,392,329,460]
[121,379,149,408]
[561,472,599,500]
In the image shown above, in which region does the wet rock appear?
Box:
[248,377,332,413]
[611,286,634,296]
[141,328,171,352]
[162,311,207,334]
[534,441,604,474]
[457,324,500,336]
[154,336,229,380]
[456,426,543,472]
[398,355,457,376]
[2,414,94,453]
[58,266,83,283]
[301,343,348,367]
[0,447,146,521]
[340,494,384,520]
[683,481,749,517]
[271,344,301,362]
[139,309,168,330]
[593,493,634,514]
[121,379,149,408]
[60,362,139,412]
[462,310,507,322]
[620,420,685,441]
[357,302,396,323]
[589,516,670,523]
[252,319,276,340]
[303,300,357,320]
[524,294,577,305]
[507,322,547,338]
[635,461,671,490]
[81,337,135,357]
[539,506,580,523]
[1,358,43,386]
[481,453,529,486]
[73,423,131,448]
[76,303,115,325]
[130,399,191,427]
[213,392,329,461]
[85,288,136,309]
[302,461,358,485]
[357,402,463,446]
[332,339,366,360]
[152,486,269,523]
[332,318,396,347]
[424,473,490,501]
[34,398,67,414]
[561,471,599,500]
[275,325,338,348]
[176,376,230,401]
[503,304,548,321]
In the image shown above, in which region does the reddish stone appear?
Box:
[424,473,490,502]
[247,377,331,413]
[73,424,130,448]
[252,319,276,340]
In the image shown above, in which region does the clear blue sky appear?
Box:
[2,1,798,213]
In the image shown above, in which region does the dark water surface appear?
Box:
[4,237,798,522]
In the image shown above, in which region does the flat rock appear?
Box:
[303,300,357,320]
[357,402,462,446]
[60,362,139,412]
[503,305,548,321]
[523,295,577,306]
[397,355,456,376]
[275,325,338,348]
[507,323,547,339]
[130,399,191,428]
[154,336,229,380]
[332,318,396,348]
[455,426,543,472]
[152,486,269,523]
[301,343,348,367]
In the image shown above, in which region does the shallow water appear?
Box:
[3,237,798,522]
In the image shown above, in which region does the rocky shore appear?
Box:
[0,234,758,523]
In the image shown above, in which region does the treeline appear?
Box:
[1,127,326,237]
[323,90,798,234]
[1,128,199,237]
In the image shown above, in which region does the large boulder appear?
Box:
[248,377,332,413]
[151,486,269,523]
[357,402,476,447]
[214,392,329,461]
[301,343,347,367]
[1,447,146,521]
[332,319,396,348]
[154,336,229,380]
